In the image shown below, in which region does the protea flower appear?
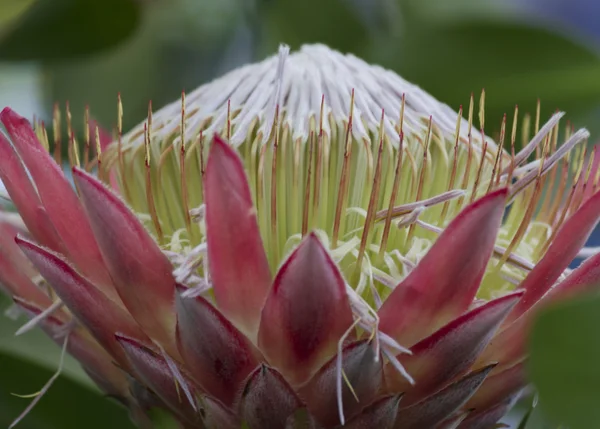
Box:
[1,44,599,429]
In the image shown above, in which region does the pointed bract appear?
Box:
[379,189,508,345]
[72,167,177,353]
[16,236,150,369]
[200,396,239,429]
[2,46,598,429]
[436,411,470,429]
[205,135,272,339]
[0,223,54,308]
[343,395,401,429]
[116,334,201,425]
[509,188,600,321]
[0,256,51,312]
[0,108,115,298]
[299,340,382,426]
[258,233,354,385]
[464,362,525,412]
[476,311,530,367]
[457,401,511,429]
[0,134,64,252]
[548,250,600,301]
[239,365,303,429]
[175,286,261,405]
[386,292,523,402]
[128,378,166,413]
[395,365,495,429]
[32,207,66,255]
[480,252,600,366]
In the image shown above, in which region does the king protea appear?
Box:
[0,44,598,429]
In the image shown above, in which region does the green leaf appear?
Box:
[44,20,159,134]
[0,0,36,29]
[0,0,141,61]
[44,0,245,133]
[371,14,600,137]
[529,292,600,429]
[0,352,133,428]
[401,0,526,25]
[259,0,368,54]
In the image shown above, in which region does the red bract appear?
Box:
[1,108,116,299]
[378,189,508,345]
[205,136,272,340]
[0,44,597,429]
[73,167,178,355]
[258,232,354,386]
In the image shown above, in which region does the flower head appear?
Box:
[0,44,598,428]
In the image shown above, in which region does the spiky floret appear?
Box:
[87,45,590,305]
[1,44,599,429]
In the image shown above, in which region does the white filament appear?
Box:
[15,300,63,336]
[10,331,70,429]
[121,45,496,152]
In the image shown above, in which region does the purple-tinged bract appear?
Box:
[0,44,598,428]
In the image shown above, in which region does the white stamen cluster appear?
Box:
[121,44,493,152]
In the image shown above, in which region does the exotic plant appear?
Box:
[0,44,599,428]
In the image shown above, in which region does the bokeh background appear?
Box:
[0,0,599,427]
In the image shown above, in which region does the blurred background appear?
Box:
[1,0,600,427]
[3,0,600,137]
